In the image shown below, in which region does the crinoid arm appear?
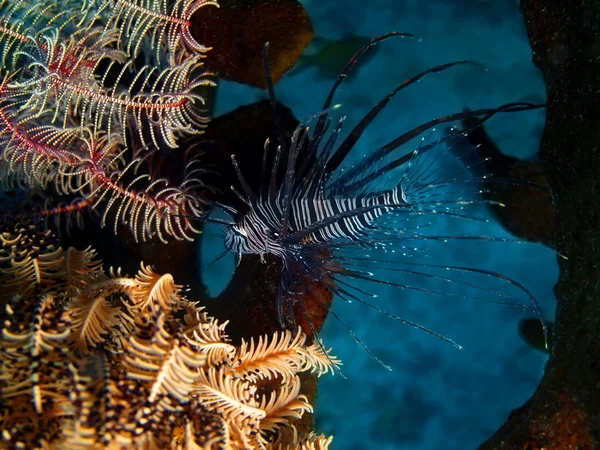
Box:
[0,225,337,448]
[100,0,219,63]
[0,0,217,242]
[9,32,213,150]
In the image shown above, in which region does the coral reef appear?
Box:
[0,224,337,449]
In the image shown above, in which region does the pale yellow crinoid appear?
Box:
[0,225,338,449]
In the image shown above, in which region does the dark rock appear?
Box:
[191,0,313,89]
[480,1,600,448]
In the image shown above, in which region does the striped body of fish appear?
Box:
[225,189,405,258]
[216,34,548,364]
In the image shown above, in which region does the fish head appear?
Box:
[224,224,249,258]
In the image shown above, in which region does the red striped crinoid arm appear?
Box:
[0,18,35,68]
[11,33,214,150]
[0,80,205,243]
[0,128,208,242]
[72,142,208,243]
[0,127,208,242]
[0,91,89,191]
[0,67,102,192]
[0,0,216,243]
[102,0,219,63]
[0,0,103,69]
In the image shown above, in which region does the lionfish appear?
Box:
[210,33,547,366]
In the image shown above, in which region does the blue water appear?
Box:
[202,1,557,448]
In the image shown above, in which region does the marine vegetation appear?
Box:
[0,224,337,449]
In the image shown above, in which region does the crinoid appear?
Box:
[0,0,217,242]
[0,223,337,449]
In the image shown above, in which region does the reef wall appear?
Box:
[481,1,600,447]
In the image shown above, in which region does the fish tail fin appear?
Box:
[396,126,507,214]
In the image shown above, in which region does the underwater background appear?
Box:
[202,0,558,449]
